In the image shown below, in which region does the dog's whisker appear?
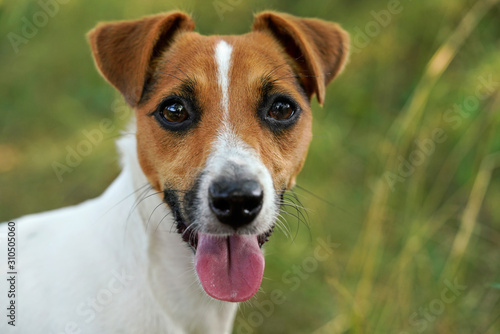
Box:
[126,186,154,220]
[288,191,312,229]
[288,188,309,208]
[146,202,166,231]
[104,182,150,217]
[154,212,172,232]
[279,208,309,231]
[294,184,353,216]
[126,189,164,235]
[263,60,290,78]
[168,219,177,234]
[274,214,291,238]
[190,224,203,247]
[163,58,196,83]
[135,190,163,209]
[160,72,192,86]
[280,192,311,226]
[123,186,155,242]
[280,201,310,228]
[280,200,311,214]
[289,190,310,221]
[174,64,195,83]
[277,215,296,238]
[181,222,197,239]
[269,74,300,84]
[279,209,309,228]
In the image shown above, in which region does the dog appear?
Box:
[0,11,348,333]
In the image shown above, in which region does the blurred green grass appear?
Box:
[1,0,499,333]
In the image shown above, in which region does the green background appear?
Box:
[1,0,499,333]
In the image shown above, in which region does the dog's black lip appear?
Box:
[162,188,199,249]
[175,218,199,250]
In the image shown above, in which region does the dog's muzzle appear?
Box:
[169,136,278,303]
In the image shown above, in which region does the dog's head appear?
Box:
[88,11,348,302]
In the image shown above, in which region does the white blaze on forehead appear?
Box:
[195,39,276,236]
[215,40,233,125]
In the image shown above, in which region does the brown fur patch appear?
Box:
[88,11,349,196]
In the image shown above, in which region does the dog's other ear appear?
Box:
[253,11,349,105]
[88,12,195,106]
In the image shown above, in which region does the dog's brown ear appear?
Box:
[253,11,349,105]
[88,12,195,106]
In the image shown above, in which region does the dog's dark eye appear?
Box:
[161,102,188,123]
[258,95,301,133]
[269,101,294,120]
[150,96,199,133]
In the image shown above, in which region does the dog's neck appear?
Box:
[106,120,237,332]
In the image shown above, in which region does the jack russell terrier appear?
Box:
[1,11,348,334]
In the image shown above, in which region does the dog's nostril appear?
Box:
[212,197,231,214]
[242,196,262,213]
[208,179,264,228]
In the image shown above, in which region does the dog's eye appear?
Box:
[161,102,188,123]
[151,96,199,133]
[268,101,294,120]
[259,95,301,133]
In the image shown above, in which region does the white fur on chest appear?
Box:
[0,127,237,334]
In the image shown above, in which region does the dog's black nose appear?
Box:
[208,179,263,228]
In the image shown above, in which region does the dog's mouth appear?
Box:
[175,215,274,302]
[163,186,275,302]
[176,219,274,250]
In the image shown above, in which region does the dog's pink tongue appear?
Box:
[195,234,264,302]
